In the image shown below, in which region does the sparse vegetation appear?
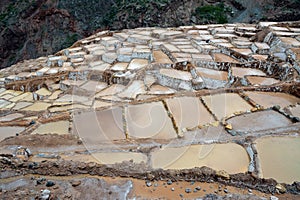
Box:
[194,3,229,24]
[63,33,79,48]
[102,0,170,28]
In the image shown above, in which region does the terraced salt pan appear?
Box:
[32,121,69,135]
[0,99,12,108]
[91,152,147,165]
[55,94,92,106]
[0,113,24,122]
[9,92,33,102]
[213,53,240,64]
[35,88,51,96]
[21,102,51,111]
[202,93,252,120]
[13,102,33,110]
[256,136,300,183]
[159,68,192,81]
[95,84,125,97]
[151,143,249,174]
[246,76,279,86]
[232,67,266,78]
[48,90,63,100]
[125,102,177,139]
[79,81,108,93]
[118,80,146,99]
[127,59,148,70]
[49,104,89,113]
[0,126,25,141]
[1,94,15,100]
[93,100,112,109]
[245,92,300,108]
[148,85,175,95]
[72,107,125,144]
[166,97,213,130]
[59,154,98,163]
[153,50,173,64]
[288,105,300,118]
[0,90,23,97]
[196,67,228,81]
[226,110,292,133]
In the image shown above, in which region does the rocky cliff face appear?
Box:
[0,0,299,69]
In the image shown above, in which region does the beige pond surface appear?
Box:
[226,110,292,132]
[289,105,300,118]
[9,92,32,102]
[72,107,125,144]
[153,50,173,64]
[196,67,228,81]
[13,102,33,110]
[148,85,175,95]
[165,97,214,129]
[245,91,300,108]
[49,104,89,112]
[202,93,252,120]
[0,113,24,122]
[256,136,300,183]
[151,143,249,174]
[32,121,70,135]
[0,126,25,141]
[127,59,148,70]
[91,152,147,164]
[232,67,266,78]
[213,53,240,64]
[95,84,125,97]
[21,102,51,111]
[126,101,177,139]
[246,76,279,86]
[160,68,192,81]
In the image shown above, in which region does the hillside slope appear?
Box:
[0,0,299,69]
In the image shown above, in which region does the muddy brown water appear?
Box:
[151,143,249,174]
[226,110,292,132]
[126,101,177,139]
[72,107,125,144]
[289,105,300,118]
[21,102,51,111]
[196,67,228,81]
[246,76,279,86]
[256,136,300,184]
[165,97,214,130]
[32,121,70,135]
[245,91,300,109]
[232,67,266,77]
[0,126,25,141]
[202,93,252,120]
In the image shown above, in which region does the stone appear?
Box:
[102,53,117,64]
[225,124,233,130]
[167,179,173,185]
[46,180,55,187]
[70,180,81,187]
[216,170,230,180]
[270,196,279,200]
[195,186,201,191]
[146,180,152,187]
[275,183,286,193]
[185,188,192,193]
[41,189,51,200]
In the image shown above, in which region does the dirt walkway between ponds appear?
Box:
[1,175,298,200]
[1,157,300,197]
